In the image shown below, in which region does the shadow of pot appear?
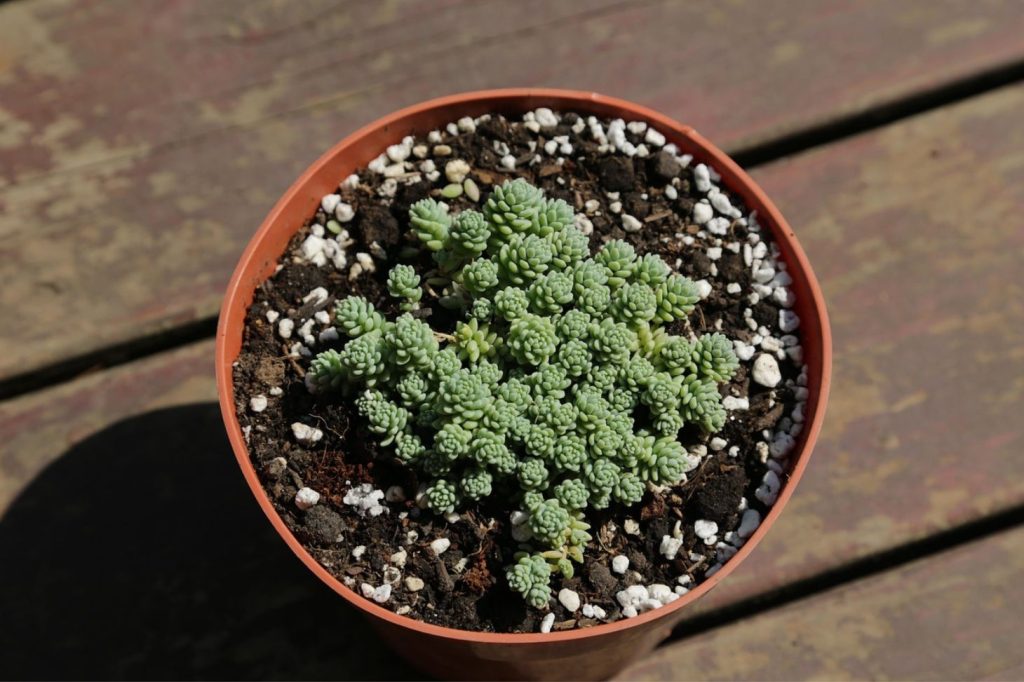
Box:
[215,89,832,681]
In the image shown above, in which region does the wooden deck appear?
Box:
[2,1,1023,679]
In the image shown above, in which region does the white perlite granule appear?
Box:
[611,555,630,574]
[294,487,320,510]
[343,483,388,517]
[430,538,451,555]
[558,589,581,612]
[291,422,322,445]
[752,353,782,387]
[249,395,267,413]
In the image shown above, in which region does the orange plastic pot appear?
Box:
[216,89,831,681]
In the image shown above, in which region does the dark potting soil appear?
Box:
[231,112,803,633]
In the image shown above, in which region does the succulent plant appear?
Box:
[485,178,544,243]
[409,198,451,251]
[305,179,740,609]
[386,264,423,311]
[335,296,385,338]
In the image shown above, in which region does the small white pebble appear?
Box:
[693,201,713,225]
[649,584,674,604]
[499,154,516,170]
[294,487,320,510]
[779,310,801,333]
[404,576,424,592]
[360,582,374,598]
[752,353,782,388]
[694,519,719,540]
[351,545,366,559]
[722,395,749,411]
[540,612,556,633]
[372,584,392,603]
[707,216,730,236]
[706,246,722,261]
[390,549,407,567]
[291,422,323,445]
[395,605,411,616]
[612,555,630,574]
[644,128,666,146]
[617,585,649,608]
[755,470,782,505]
[265,310,280,324]
[535,108,559,129]
[558,589,581,612]
[430,538,451,555]
[445,159,470,184]
[660,535,683,560]
[457,116,476,133]
[771,432,796,458]
[622,214,642,232]
[277,318,295,339]
[249,395,268,413]
[695,279,713,299]
[737,509,762,538]
[386,143,410,163]
[574,213,594,236]
[609,201,622,214]
[623,519,640,535]
[582,604,595,618]
[726,282,741,294]
[622,605,638,618]
[320,192,341,214]
[664,184,678,200]
[383,566,402,585]
[709,437,727,451]
[693,164,712,192]
[709,188,737,216]
[334,202,355,223]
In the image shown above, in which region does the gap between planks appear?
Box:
[5,63,1024,403]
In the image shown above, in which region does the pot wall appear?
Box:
[216,89,831,681]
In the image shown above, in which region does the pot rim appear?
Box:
[215,88,832,645]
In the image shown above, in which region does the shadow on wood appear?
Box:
[0,403,420,680]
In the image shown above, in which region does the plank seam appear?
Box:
[666,502,1024,645]
[3,58,1024,401]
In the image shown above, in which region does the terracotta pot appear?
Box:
[216,89,832,681]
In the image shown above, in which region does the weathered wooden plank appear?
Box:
[0,339,417,680]
[1,83,1023,678]
[678,82,1024,619]
[3,0,1024,380]
[619,525,1024,680]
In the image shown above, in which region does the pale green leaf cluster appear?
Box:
[305,179,739,609]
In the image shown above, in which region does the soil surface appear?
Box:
[232,112,804,633]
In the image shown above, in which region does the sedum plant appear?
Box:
[306,178,739,609]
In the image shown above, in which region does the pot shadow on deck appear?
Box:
[0,403,422,680]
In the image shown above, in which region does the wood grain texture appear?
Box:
[3,0,1024,380]
[1,75,1023,681]
[0,339,419,680]
[678,82,1024,620]
[618,525,1024,680]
